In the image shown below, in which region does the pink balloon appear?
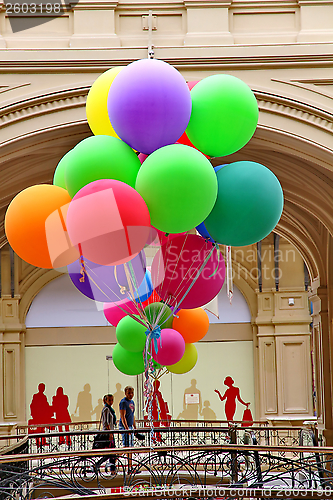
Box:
[66,179,151,266]
[104,299,139,326]
[152,328,185,365]
[151,234,225,309]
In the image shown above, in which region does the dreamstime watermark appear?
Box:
[122,485,333,498]
[4,0,79,32]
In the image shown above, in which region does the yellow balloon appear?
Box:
[86,67,123,137]
[167,343,198,374]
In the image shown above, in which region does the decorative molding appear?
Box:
[0,87,88,130]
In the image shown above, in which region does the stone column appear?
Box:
[0,246,26,433]
[256,289,313,424]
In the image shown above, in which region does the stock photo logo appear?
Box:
[4,0,79,32]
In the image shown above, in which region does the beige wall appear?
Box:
[25,340,255,423]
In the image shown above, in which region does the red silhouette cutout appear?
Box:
[52,387,72,445]
[29,383,55,446]
[215,376,251,422]
[145,380,171,442]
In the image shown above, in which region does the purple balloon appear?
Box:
[107,59,192,155]
[68,251,146,303]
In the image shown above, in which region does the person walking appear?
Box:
[119,386,137,472]
[98,394,117,474]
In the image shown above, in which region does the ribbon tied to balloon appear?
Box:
[146,325,162,354]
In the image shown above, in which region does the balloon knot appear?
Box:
[145,326,161,354]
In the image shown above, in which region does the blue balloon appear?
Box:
[135,270,153,302]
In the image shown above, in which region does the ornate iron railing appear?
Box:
[13,427,318,455]
[0,441,332,500]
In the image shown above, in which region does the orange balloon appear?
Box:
[172,307,209,343]
[5,184,79,269]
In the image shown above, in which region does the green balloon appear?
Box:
[204,161,284,247]
[65,136,141,198]
[186,75,258,157]
[144,302,173,330]
[135,144,217,233]
[112,343,144,375]
[116,315,147,353]
[53,150,74,190]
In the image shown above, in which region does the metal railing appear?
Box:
[0,439,332,500]
[10,421,318,455]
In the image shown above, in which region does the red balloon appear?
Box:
[151,234,225,309]
[66,179,151,266]
[177,81,210,158]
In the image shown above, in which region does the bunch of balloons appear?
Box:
[4,58,284,380]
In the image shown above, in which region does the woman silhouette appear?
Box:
[215,376,250,421]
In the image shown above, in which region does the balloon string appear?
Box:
[226,245,233,304]
[159,244,216,327]
[208,243,220,278]
[166,238,215,310]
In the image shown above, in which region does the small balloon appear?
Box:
[104,299,139,327]
[144,302,173,329]
[116,315,147,353]
[173,308,209,343]
[167,343,198,374]
[151,328,185,366]
[112,343,144,375]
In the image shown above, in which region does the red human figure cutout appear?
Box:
[214,376,250,422]
[52,387,72,446]
[29,383,54,446]
[150,380,170,442]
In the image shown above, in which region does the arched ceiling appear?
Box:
[0,89,332,288]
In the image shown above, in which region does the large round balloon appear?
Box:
[116,315,147,352]
[104,298,140,327]
[167,343,198,374]
[186,74,258,157]
[65,136,141,198]
[144,302,173,329]
[107,59,192,155]
[151,328,185,366]
[173,308,209,343]
[204,161,284,246]
[112,343,144,375]
[86,67,122,137]
[53,150,74,190]
[5,185,79,269]
[151,234,225,309]
[66,179,151,266]
[135,144,218,233]
[68,251,146,302]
